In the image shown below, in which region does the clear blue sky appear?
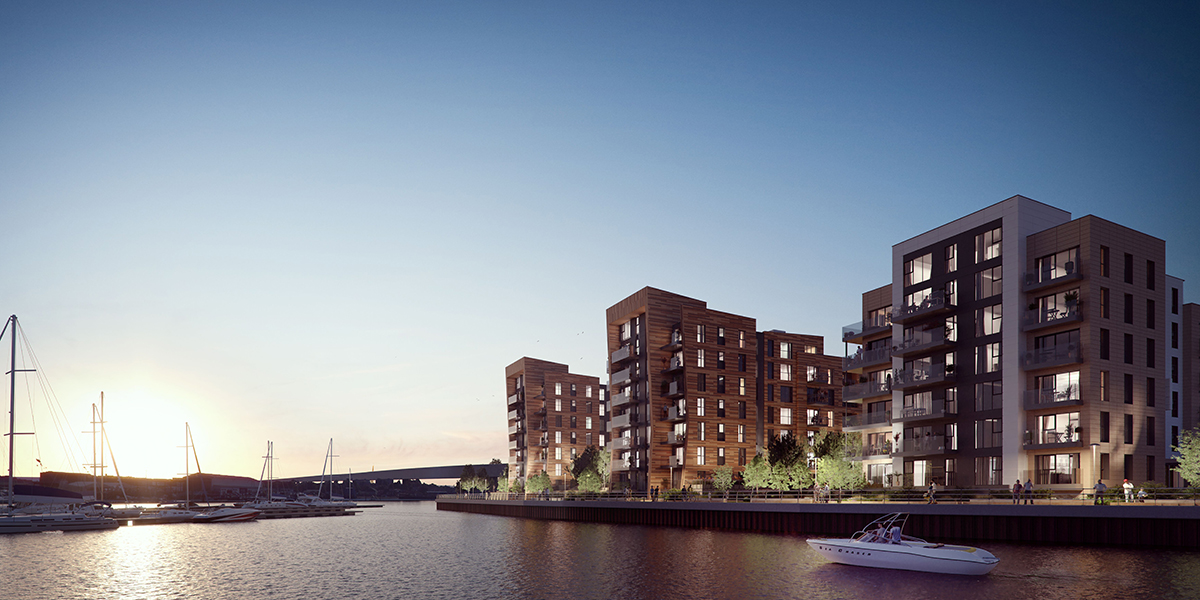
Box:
[2,1,1197,480]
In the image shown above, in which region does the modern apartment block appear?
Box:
[605,287,848,491]
[841,195,1192,489]
[505,358,607,490]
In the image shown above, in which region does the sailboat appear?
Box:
[297,439,358,508]
[243,441,355,518]
[182,423,261,523]
[0,315,120,534]
[81,394,142,520]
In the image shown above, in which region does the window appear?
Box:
[976,342,1001,373]
[1173,357,1179,383]
[555,463,562,476]
[586,385,592,398]
[766,340,774,357]
[1124,455,1133,481]
[739,447,747,466]
[586,401,592,414]
[1147,299,1155,329]
[780,364,793,381]
[975,266,1003,300]
[571,399,577,412]
[717,352,725,369]
[555,415,563,427]
[717,423,726,442]
[1100,246,1109,277]
[1035,371,1080,401]
[697,325,705,343]
[1124,374,1133,404]
[699,421,706,440]
[1100,288,1109,318]
[738,401,746,419]
[1147,416,1156,446]
[717,399,726,418]
[1100,412,1110,442]
[904,253,933,287]
[944,280,956,305]
[570,416,577,428]
[739,377,746,396]
[945,244,957,273]
[766,406,775,424]
[697,349,705,368]
[1100,329,1110,360]
[1124,333,1133,364]
[1034,412,1079,445]
[765,384,774,402]
[697,446,706,465]
[1124,293,1134,324]
[976,419,1002,448]
[1124,253,1134,284]
[717,327,726,345]
[570,383,577,396]
[780,342,791,359]
[1148,456,1155,482]
[1173,288,1180,314]
[1035,247,1079,283]
[717,447,726,466]
[975,227,1002,263]
[555,383,562,396]
[1147,377,1155,407]
[975,456,1003,486]
[739,330,745,348]
[570,432,577,446]
[717,376,726,394]
[697,398,705,417]
[1034,454,1079,485]
[738,424,745,443]
[697,373,707,391]
[738,354,746,372]
[976,304,1002,336]
[555,431,562,443]
[781,386,793,403]
[781,407,793,425]
[974,380,1002,411]
[585,417,592,429]
[1147,260,1155,290]
[1147,339,1155,368]
[1100,371,1109,401]
[1174,391,1180,417]
[599,402,606,417]
[1124,414,1134,444]
[1173,323,1180,349]
[555,399,562,411]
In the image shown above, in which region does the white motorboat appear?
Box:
[128,503,199,525]
[807,513,999,576]
[192,506,261,523]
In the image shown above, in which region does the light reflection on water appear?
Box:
[1,502,1197,600]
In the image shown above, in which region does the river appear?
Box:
[2,501,1198,599]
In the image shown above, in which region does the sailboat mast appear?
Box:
[7,315,16,509]
[99,392,105,502]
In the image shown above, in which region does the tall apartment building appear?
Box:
[605,287,848,491]
[505,358,607,490]
[842,195,1193,489]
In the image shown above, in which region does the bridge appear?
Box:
[274,463,507,484]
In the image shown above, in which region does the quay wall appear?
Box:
[436,497,1200,548]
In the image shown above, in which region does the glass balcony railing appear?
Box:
[1021,304,1082,331]
[892,328,953,358]
[896,398,955,422]
[844,411,892,429]
[842,314,892,343]
[843,380,891,401]
[1022,263,1083,293]
[1020,344,1082,370]
[892,290,952,324]
[1023,385,1082,410]
[892,363,954,390]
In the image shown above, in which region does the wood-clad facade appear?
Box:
[505,358,606,490]
[606,287,846,492]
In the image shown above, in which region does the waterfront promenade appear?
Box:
[437,492,1200,548]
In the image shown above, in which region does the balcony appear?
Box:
[1023,263,1083,293]
[664,380,685,399]
[507,409,520,421]
[892,364,955,391]
[1032,468,1080,486]
[894,399,956,423]
[668,456,681,468]
[1021,344,1082,370]
[611,344,634,365]
[842,315,892,344]
[611,366,633,387]
[806,390,840,407]
[537,436,549,447]
[1023,428,1085,450]
[843,346,893,373]
[808,413,830,427]
[661,330,684,352]
[666,432,686,445]
[610,412,638,430]
[507,392,522,406]
[611,459,632,472]
[843,411,892,431]
[851,443,893,461]
[892,436,952,457]
[892,290,953,325]
[1023,386,1083,411]
[508,423,523,436]
[610,436,633,451]
[508,439,520,450]
[665,406,686,422]
[534,405,547,416]
[662,358,684,374]
[611,390,636,409]
[1022,304,1083,332]
[843,380,891,402]
[891,328,953,359]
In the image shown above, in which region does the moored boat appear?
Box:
[806,513,999,576]
[192,506,261,523]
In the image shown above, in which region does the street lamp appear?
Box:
[1091,443,1100,484]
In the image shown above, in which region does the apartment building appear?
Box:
[505,358,607,490]
[605,287,848,492]
[841,195,1191,489]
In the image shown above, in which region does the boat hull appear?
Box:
[807,538,998,575]
[192,507,261,523]
[0,514,121,534]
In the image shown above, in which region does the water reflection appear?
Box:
[1,503,1197,600]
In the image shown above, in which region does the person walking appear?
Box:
[1093,479,1108,505]
[1012,479,1022,504]
[927,481,937,504]
[1023,479,1033,504]
[1123,479,1134,502]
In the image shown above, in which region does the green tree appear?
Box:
[1173,428,1200,486]
[457,464,477,493]
[766,433,813,491]
[815,455,867,494]
[569,445,609,493]
[496,465,510,493]
[510,478,524,494]
[768,433,807,466]
[593,447,611,486]
[711,466,735,497]
[475,467,490,492]
[526,470,552,494]
[575,469,603,494]
[742,454,771,494]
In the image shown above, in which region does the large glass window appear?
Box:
[1035,412,1080,444]
[975,266,1003,300]
[1035,371,1080,401]
[1034,247,1079,282]
[976,304,1002,336]
[975,227,1002,263]
[1034,453,1080,484]
[976,342,1001,373]
[975,456,1003,486]
[945,244,957,273]
[904,253,933,287]
[974,380,1003,411]
[976,418,1002,448]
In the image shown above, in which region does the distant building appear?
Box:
[841,195,1195,489]
[605,287,848,492]
[505,358,606,490]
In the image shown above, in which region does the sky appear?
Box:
[1,1,1197,481]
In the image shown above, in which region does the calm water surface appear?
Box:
[1,501,1198,600]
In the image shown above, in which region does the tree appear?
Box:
[457,464,477,493]
[742,454,771,494]
[766,433,813,491]
[526,470,552,494]
[496,465,510,493]
[575,469,603,494]
[815,455,866,495]
[569,445,609,493]
[711,466,735,496]
[1173,428,1200,486]
[768,433,807,467]
[475,467,490,492]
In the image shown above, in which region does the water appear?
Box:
[2,502,1198,600]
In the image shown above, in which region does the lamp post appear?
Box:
[1091,443,1100,484]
